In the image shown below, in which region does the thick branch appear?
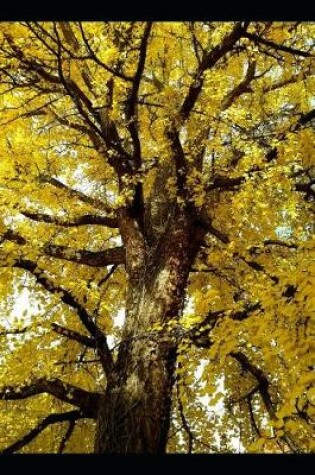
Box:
[233,252,279,283]
[208,167,314,202]
[51,323,96,349]
[230,351,298,460]
[231,351,273,411]
[206,174,245,192]
[121,23,152,228]
[116,207,146,278]
[197,214,230,244]
[166,125,187,194]
[1,410,84,455]
[1,229,26,245]
[242,31,315,58]
[189,302,261,349]
[230,352,298,452]
[180,22,244,122]
[44,244,125,267]
[0,378,100,417]
[295,108,315,129]
[0,327,28,337]
[222,61,256,110]
[126,22,152,164]
[229,351,299,455]
[38,174,113,214]
[14,259,114,374]
[20,211,119,228]
[295,181,315,200]
[20,211,118,228]
[263,239,298,250]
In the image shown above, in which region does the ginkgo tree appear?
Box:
[0,21,314,454]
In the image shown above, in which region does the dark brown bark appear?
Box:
[0,378,100,418]
[94,210,203,453]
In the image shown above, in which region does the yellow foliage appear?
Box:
[0,20,314,454]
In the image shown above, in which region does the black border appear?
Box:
[0,453,313,470]
[0,0,314,467]
[1,2,315,21]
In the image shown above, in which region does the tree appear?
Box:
[0,21,314,454]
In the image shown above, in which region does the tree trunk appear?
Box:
[94,211,201,453]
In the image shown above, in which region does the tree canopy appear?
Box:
[0,21,314,453]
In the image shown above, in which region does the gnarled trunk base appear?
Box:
[94,344,176,453]
[94,212,202,453]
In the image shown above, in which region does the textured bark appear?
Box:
[94,210,202,453]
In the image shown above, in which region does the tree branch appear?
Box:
[233,252,279,284]
[295,181,315,200]
[51,323,96,349]
[1,410,85,454]
[78,22,133,82]
[177,381,194,454]
[179,22,244,123]
[57,417,76,454]
[121,22,152,229]
[126,21,152,165]
[263,75,302,93]
[166,125,187,195]
[197,214,230,244]
[189,302,261,349]
[230,384,261,405]
[230,351,299,451]
[222,61,256,110]
[20,210,118,228]
[98,264,118,287]
[0,378,100,417]
[44,244,125,267]
[295,108,315,129]
[232,352,300,452]
[247,394,261,438]
[242,31,315,58]
[231,351,273,411]
[14,259,114,375]
[263,239,298,250]
[53,23,103,140]
[1,229,27,245]
[205,108,315,196]
[38,174,114,214]
[206,174,246,192]
[0,327,28,337]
